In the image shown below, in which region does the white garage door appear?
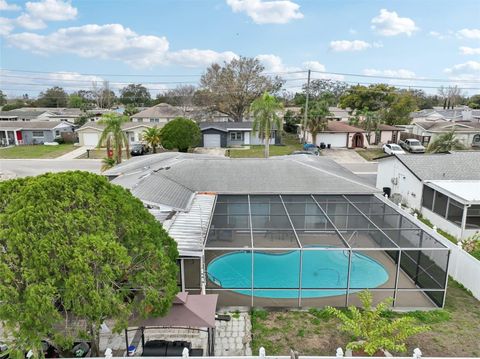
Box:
[83,132,99,146]
[317,133,347,148]
[203,134,221,147]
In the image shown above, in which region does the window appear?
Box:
[55,130,60,136]
[32,131,44,138]
[433,191,448,218]
[150,118,160,123]
[230,132,242,140]
[422,186,434,210]
[473,134,480,145]
[447,199,463,224]
[466,205,480,228]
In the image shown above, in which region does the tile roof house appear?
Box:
[376,151,480,239]
[0,121,74,146]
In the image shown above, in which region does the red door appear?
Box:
[16,131,22,142]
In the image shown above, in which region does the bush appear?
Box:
[54,137,65,144]
[406,310,451,324]
[160,117,201,152]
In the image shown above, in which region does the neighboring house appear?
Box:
[376,152,480,239]
[284,106,353,122]
[0,121,74,146]
[199,122,280,147]
[369,124,401,145]
[302,121,367,148]
[411,121,480,148]
[0,107,114,124]
[76,121,155,146]
[410,106,480,123]
[131,103,184,123]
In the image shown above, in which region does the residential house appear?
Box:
[76,121,155,146]
[410,106,480,123]
[0,121,74,146]
[284,106,353,122]
[199,122,280,147]
[302,121,367,148]
[410,120,480,148]
[0,107,114,124]
[104,153,451,309]
[369,124,401,145]
[131,103,185,124]
[376,152,480,239]
[0,109,53,122]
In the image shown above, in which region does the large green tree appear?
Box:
[382,91,418,126]
[0,172,178,357]
[339,84,396,113]
[0,90,6,106]
[37,86,69,107]
[98,113,131,164]
[198,56,283,122]
[119,84,151,106]
[160,117,201,152]
[468,94,480,109]
[427,130,466,153]
[302,79,349,106]
[251,91,284,158]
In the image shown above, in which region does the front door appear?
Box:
[352,133,364,148]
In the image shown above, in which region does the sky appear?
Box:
[0,0,479,97]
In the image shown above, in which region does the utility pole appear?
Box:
[302,69,311,144]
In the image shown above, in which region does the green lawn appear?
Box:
[251,279,480,357]
[0,144,76,159]
[77,148,110,159]
[355,148,385,161]
[228,134,303,158]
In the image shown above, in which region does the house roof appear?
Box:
[0,110,49,119]
[378,124,400,131]
[77,121,156,132]
[415,121,480,132]
[131,103,184,119]
[0,121,68,130]
[199,121,256,132]
[325,121,365,133]
[107,152,379,207]
[381,152,480,181]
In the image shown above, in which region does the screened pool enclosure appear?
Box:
[184,194,450,309]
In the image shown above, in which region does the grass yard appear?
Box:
[355,148,385,161]
[0,144,75,159]
[251,279,480,357]
[228,134,303,158]
[77,148,110,159]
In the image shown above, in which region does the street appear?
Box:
[0,159,102,179]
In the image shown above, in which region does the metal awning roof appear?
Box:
[425,180,480,204]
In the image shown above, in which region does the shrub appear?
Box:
[54,137,65,144]
[160,117,201,152]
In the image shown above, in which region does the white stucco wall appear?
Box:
[304,132,347,147]
[376,157,423,209]
[249,132,275,145]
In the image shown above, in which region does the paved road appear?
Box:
[0,159,102,179]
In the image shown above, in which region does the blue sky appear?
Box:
[0,0,479,96]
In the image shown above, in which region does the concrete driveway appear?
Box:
[193,147,226,156]
[321,149,378,186]
[0,159,102,179]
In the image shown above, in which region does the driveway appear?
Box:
[193,147,226,156]
[322,149,378,186]
[0,159,102,179]
[56,145,94,160]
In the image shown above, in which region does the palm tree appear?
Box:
[142,126,162,153]
[250,91,284,158]
[428,129,466,153]
[358,109,381,145]
[98,113,130,164]
[101,157,116,172]
[306,100,331,145]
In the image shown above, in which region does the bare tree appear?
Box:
[92,81,115,109]
[438,85,464,109]
[162,85,197,115]
[198,56,284,122]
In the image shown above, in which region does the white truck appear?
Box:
[399,138,426,153]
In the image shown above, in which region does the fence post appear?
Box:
[413,348,422,359]
[104,348,112,359]
[182,347,189,358]
[259,347,266,358]
[433,225,437,232]
[336,347,344,357]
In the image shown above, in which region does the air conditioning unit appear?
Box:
[391,177,398,186]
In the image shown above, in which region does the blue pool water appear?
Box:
[207,250,389,298]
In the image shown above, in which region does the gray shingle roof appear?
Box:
[199,122,255,131]
[391,152,480,180]
[78,121,156,131]
[415,121,480,132]
[108,153,378,210]
[0,121,66,130]
[132,103,184,119]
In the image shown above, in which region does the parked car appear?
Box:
[399,138,426,153]
[382,143,406,155]
[130,143,149,156]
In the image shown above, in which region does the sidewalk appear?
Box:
[56,145,93,160]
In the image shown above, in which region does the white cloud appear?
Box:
[457,28,480,40]
[460,46,480,55]
[444,61,480,81]
[6,23,238,69]
[329,40,382,52]
[371,9,418,36]
[363,68,416,79]
[349,28,357,35]
[226,0,303,24]
[429,31,445,40]
[0,17,14,35]
[0,0,20,11]
[16,13,46,30]
[25,0,77,21]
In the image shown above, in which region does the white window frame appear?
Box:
[230,132,243,141]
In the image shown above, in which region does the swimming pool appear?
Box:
[207,249,389,298]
